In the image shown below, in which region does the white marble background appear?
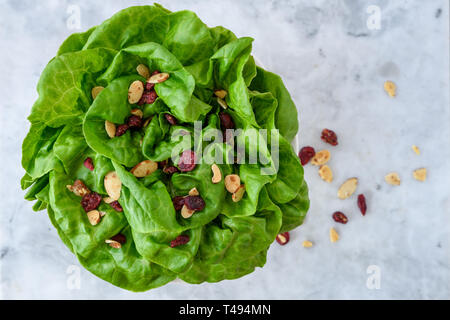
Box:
[0,0,449,299]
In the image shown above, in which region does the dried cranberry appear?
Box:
[172,196,186,211]
[170,235,190,248]
[219,112,235,130]
[151,70,160,76]
[223,129,234,144]
[178,150,197,172]
[332,211,348,224]
[138,90,158,105]
[321,129,338,146]
[158,160,168,169]
[298,146,315,165]
[357,194,367,216]
[110,201,123,212]
[115,124,129,137]
[145,82,155,91]
[163,166,179,175]
[276,232,290,245]
[111,233,126,244]
[83,157,94,171]
[164,114,178,126]
[81,192,102,212]
[184,196,205,211]
[127,115,142,129]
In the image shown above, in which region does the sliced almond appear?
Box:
[105,239,122,249]
[384,80,396,97]
[130,108,144,118]
[147,72,170,84]
[128,80,144,104]
[104,171,121,201]
[217,97,228,109]
[66,179,90,197]
[337,177,358,199]
[311,150,331,166]
[130,160,158,178]
[105,120,116,138]
[412,145,420,155]
[103,197,114,204]
[225,174,241,193]
[330,228,339,243]
[87,210,101,226]
[413,168,427,182]
[99,211,107,217]
[188,188,199,196]
[91,86,104,100]
[385,172,401,186]
[318,165,333,183]
[136,64,150,79]
[181,205,195,219]
[211,164,222,184]
[232,184,246,202]
[302,241,314,248]
[143,118,151,128]
[214,90,227,99]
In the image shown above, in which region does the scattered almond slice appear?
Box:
[136,64,150,79]
[188,188,199,196]
[128,80,144,104]
[99,211,107,217]
[232,185,246,202]
[318,165,333,183]
[130,160,158,178]
[330,228,339,243]
[302,241,313,248]
[104,171,121,201]
[105,239,122,249]
[147,72,170,84]
[87,210,101,226]
[66,180,90,197]
[103,197,114,204]
[384,80,396,98]
[217,97,228,109]
[105,120,116,138]
[214,90,227,99]
[413,168,427,182]
[181,205,195,219]
[337,177,358,199]
[412,145,420,155]
[91,86,104,100]
[311,150,331,166]
[130,108,143,118]
[385,172,401,186]
[225,174,241,193]
[211,164,222,184]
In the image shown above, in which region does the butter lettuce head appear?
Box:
[21,4,309,292]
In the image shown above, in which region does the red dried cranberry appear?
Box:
[115,124,129,137]
[163,166,179,175]
[298,146,315,166]
[81,192,102,212]
[127,115,142,129]
[332,211,348,224]
[164,114,178,126]
[111,233,126,244]
[184,196,205,211]
[219,112,235,129]
[357,194,367,216]
[110,201,123,212]
[170,235,190,248]
[178,150,197,172]
[321,129,338,146]
[158,160,168,169]
[172,196,186,211]
[138,90,158,105]
[145,82,155,91]
[276,232,290,245]
[223,129,234,144]
[151,70,160,76]
[83,157,94,171]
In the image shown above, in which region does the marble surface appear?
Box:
[0,0,449,300]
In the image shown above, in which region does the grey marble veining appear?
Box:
[0,0,449,299]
